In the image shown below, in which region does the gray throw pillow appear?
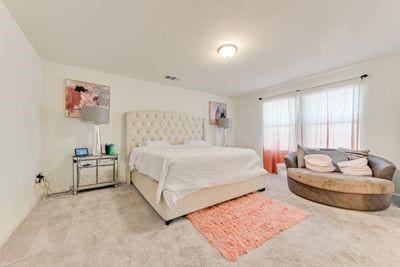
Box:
[337,147,370,160]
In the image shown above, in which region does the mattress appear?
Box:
[129,144,267,208]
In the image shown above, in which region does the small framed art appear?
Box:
[209,101,227,125]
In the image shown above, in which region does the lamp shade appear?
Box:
[81,106,109,124]
[218,118,232,129]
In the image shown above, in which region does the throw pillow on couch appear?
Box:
[297,145,348,171]
[337,158,372,176]
[303,154,336,173]
[297,145,373,176]
[337,147,370,160]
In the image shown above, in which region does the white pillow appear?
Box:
[304,154,335,173]
[337,158,372,176]
[143,140,171,147]
[185,140,208,146]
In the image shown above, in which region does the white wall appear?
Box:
[235,52,400,193]
[0,1,42,245]
[42,62,235,192]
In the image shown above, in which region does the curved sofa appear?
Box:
[284,152,396,211]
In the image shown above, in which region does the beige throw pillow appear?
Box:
[297,145,306,168]
[297,145,348,170]
[337,158,372,176]
[304,154,336,173]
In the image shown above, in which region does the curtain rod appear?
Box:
[258,73,368,101]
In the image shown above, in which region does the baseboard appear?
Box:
[0,192,41,248]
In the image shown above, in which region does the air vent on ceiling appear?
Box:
[165,75,180,81]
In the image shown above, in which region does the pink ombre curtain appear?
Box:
[263,96,297,173]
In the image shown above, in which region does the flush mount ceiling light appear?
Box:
[218,44,238,59]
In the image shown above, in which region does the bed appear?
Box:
[126,111,268,224]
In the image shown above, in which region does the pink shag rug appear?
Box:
[187,193,310,261]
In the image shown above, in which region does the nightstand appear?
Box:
[72,154,118,195]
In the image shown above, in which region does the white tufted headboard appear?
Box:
[126,111,205,153]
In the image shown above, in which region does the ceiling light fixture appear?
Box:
[218,44,237,59]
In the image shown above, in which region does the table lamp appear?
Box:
[81,106,109,155]
[218,118,232,147]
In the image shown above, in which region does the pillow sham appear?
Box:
[337,158,372,176]
[143,140,171,147]
[185,140,208,146]
[304,154,336,173]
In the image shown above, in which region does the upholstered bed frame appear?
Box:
[126,110,205,151]
[126,111,266,224]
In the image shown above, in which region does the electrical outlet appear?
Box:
[36,173,45,184]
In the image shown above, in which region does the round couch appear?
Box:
[284,152,396,211]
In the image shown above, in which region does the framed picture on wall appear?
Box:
[65,79,110,118]
[209,101,227,125]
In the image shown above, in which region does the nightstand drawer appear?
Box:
[79,168,96,186]
[98,165,114,183]
[98,158,114,166]
[77,159,96,168]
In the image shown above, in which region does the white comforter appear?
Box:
[129,144,267,208]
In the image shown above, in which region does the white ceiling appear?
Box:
[4,0,400,97]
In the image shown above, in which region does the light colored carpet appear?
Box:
[0,175,399,266]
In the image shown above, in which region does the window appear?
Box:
[263,96,297,151]
[263,80,360,173]
[301,81,360,149]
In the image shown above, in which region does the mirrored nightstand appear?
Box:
[72,154,118,195]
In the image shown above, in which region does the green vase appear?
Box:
[108,144,115,155]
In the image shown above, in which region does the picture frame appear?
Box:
[209,101,227,125]
[65,79,110,118]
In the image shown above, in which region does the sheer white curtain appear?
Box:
[301,81,360,149]
[262,79,361,173]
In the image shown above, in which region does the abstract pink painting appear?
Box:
[65,79,110,118]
